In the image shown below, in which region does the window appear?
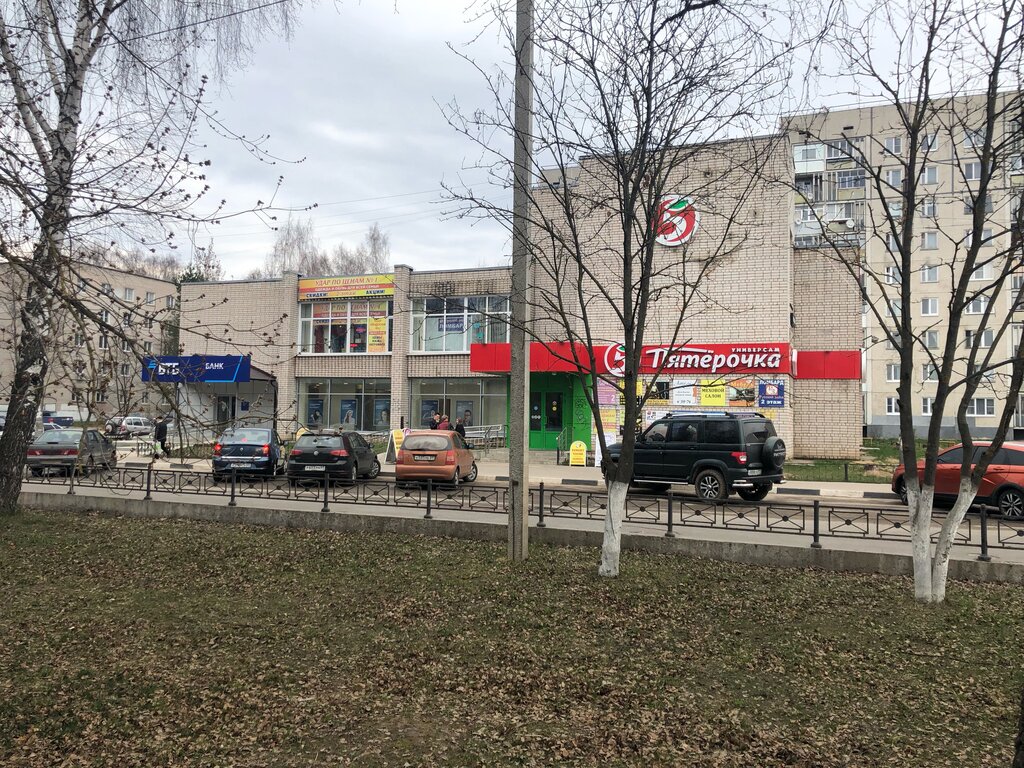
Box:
[147,316,155,330]
[964,229,993,249]
[922,197,937,217]
[885,299,901,317]
[965,296,989,314]
[143,341,153,354]
[965,328,994,348]
[885,397,900,415]
[922,363,938,381]
[119,363,130,376]
[886,363,901,382]
[923,132,939,151]
[704,420,739,443]
[166,295,175,309]
[922,396,934,415]
[411,295,510,353]
[885,266,902,284]
[141,391,150,403]
[966,398,996,416]
[797,205,822,221]
[94,391,107,404]
[970,262,992,280]
[921,298,938,316]
[794,144,823,162]
[835,169,865,188]
[921,264,938,283]
[886,232,899,251]
[99,309,110,324]
[1013,323,1023,349]
[925,330,940,349]
[101,283,112,295]
[884,136,903,155]
[300,300,394,354]
[120,338,129,352]
[121,311,131,327]
[884,168,903,188]
[920,166,938,184]
[889,200,904,218]
[965,128,985,148]
[123,287,134,301]
[963,195,993,214]
[1014,276,1024,310]
[73,361,86,378]
[964,161,982,181]
[827,138,860,159]
[921,231,938,250]
[69,390,81,404]
[73,332,85,348]
[98,335,109,350]
[145,291,154,305]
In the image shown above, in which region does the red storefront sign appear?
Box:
[469,342,860,380]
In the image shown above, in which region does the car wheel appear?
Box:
[895,478,908,505]
[364,458,381,479]
[451,469,460,487]
[998,487,1024,519]
[464,462,478,483]
[737,483,772,502]
[694,469,728,501]
[348,464,358,484]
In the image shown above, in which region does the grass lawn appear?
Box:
[1,510,1022,767]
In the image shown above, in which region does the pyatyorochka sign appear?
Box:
[600,343,791,377]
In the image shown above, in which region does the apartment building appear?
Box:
[786,96,1023,438]
[0,262,178,418]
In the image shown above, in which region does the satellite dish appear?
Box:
[845,219,856,227]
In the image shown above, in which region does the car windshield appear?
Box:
[221,429,270,444]
[296,435,343,449]
[32,429,81,445]
[403,435,452,451]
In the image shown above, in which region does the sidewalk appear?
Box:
[120,450,899,503]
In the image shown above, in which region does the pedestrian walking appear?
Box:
[154,416,170,458]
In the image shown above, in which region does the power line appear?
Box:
[101,0,292,47]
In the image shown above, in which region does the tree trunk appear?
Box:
[930,477,978,602]
[908,485,935,601]
[598,479,629,577]
[1013,684,1024,768]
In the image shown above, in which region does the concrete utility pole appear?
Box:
[508,0,533,561]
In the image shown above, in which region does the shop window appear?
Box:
[297,377,392,431]
[411,294,510,353]
[299,300,392,355]
[409,377,508,431]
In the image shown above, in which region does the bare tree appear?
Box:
[330,222,391,275]
[786,0,1024,601]
[448,0,821,575]
[180,241,225,283]
[248,216,332,278]
[0,0,304,515]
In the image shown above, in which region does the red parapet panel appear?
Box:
[469,343,512,373]
[794,350,861,379]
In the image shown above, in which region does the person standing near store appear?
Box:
[438,414,450,430]
[154,416,169,458]
[430,414,441,429]
[454,418,466,439]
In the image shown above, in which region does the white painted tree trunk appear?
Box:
[907,484,934,601]
[598,480,629,577]
[930,477,978,602]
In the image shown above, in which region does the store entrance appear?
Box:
[529,373,572,450]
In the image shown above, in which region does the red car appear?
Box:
[396,430,478,486]
[891,442,1024,518]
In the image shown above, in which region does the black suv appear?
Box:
[602,412,786,501]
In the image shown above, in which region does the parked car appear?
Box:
[212,427,286,479]
[287,430,381,484]
[395,430,478,486]
[26,427,117,476]
[41,423,65,432]
[601,412,786,501]
[104,415,153,438]
[891,442,1024,518]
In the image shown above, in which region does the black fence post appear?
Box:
[537,482,546,528]
[321,473,330,514]
[66,461,76,496]
[424,478,433,519]
[144,465,153,501]
[844,463,850,482]
[811,499,822,549]
[228,467,237,507]
[665,491,676,538]
[978,504,992,562]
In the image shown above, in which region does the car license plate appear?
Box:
[748,469,761,476]
[413,455,434,462]
[306,465,325,471]
[234,463,253,469]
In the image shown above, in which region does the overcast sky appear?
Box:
[191,1,512,279]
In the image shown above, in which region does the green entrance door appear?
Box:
[529,373,572,451]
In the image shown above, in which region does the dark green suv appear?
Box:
[602,412,786,501]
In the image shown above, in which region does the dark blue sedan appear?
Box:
[212,427,285,479]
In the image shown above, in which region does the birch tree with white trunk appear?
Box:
[447,0,827,576]
[787,0,1024,601]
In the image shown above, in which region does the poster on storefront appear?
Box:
[298,274,394,300]
[438,316,465,333]
[367,316,388,353]
[597,378,619,405]
[373,398,391,429]
[455,400,475,428]
[727,378,756,407]
[420,399,439,427]
[671,378,699,406]
[339,399,358,431]
[700,380,726,406]
[306,398,324,428]
[758,380,785,408]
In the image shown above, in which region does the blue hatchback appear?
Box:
[212,427,285,479]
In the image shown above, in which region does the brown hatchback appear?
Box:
[396,430,478,486]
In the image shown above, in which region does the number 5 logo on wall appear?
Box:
[653,196,700,246]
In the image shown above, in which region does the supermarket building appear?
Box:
[178,136,864,459]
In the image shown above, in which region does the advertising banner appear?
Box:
[373,398,391,429]
[597,378,619,405]
[600,343,791,377]
[142,355,251,384]
[367,316,388,353]
[758,380,785,408]
[726,379,757,407]
[438,316,465,333]
[306,398,324,427]
[298,274,394,301]
[339,399,358,430]
[455,400,475,427]
[420,399,439,427]
[700,380,726,406]
[671,378,699,406]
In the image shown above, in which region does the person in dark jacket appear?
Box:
[454,418,466,439]
[154,416,169,458]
